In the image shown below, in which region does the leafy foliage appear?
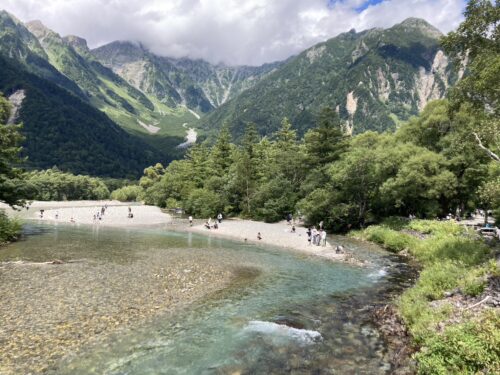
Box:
[22,169,110,201]
[110,185,142,202]
[0,94,26,207]
[0,210,21,244]
[415,311,500,375]
[441,0,500,163]
[353,218,496,373]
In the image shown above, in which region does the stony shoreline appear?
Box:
[0,250,236,375]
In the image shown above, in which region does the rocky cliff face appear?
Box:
[92,42,282,113]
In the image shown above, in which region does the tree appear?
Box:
[380,151,457,217]
[0,94,25,207]
[442,0,500,162]
[139,163,165,189]
[229,123,262,216]
[304,107,348,167]
[210,123,233,176]
[397,100,490,214]
[185,188,223,218]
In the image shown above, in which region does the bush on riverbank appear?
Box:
[0,210,21,245]
[110,185,142,202]
[352,219,498,374]
[22,169,110,201]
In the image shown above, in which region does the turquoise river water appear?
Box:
[0,223,413,374]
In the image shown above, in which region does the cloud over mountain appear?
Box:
[0,0,466,65]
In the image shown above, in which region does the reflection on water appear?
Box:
[1,223,410,374]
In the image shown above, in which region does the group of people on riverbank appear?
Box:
[203,213,223,230]
[93,205,109,222]
[306,226,327,246]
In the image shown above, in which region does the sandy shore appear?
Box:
[2,200,172,227]
[187,218,353,263]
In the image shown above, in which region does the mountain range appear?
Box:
[0,10,456,177]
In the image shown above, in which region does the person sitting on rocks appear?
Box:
[257,232,262,240]
[335,245,345,254]
[205,221,211,229]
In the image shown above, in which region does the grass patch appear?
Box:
[415,310,500,375]
[351,225,417,253]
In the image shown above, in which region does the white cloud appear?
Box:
[0,0,466,65]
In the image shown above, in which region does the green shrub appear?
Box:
[356,225,417,253]
[411,236,490,267]
[408,219,464,237]
[110,185,143,202]
[23,169,110,200]
[0,210,21,244]
[165,198,180,209]
[380,216,410,230]
[415,311,500,374]
[185,189,223,218]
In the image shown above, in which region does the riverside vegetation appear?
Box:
[353,219,499,374]
[0,1,498,373]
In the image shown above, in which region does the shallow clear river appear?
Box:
[1,223,411,374]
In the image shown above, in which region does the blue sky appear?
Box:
[0,0,466,65]
[355,0,386,12]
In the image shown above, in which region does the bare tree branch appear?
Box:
[473,132,500,162]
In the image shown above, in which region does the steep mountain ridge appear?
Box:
[15,19,197,141]
[199,18,455,137]
[0,11,85,99]
[165,57,284,108]
[92,41,215,113]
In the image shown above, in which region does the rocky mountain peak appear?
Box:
[395,17,443,38]
[25,20,57,39]
[63,35,90,55]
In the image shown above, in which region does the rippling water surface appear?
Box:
[1,223,410,374]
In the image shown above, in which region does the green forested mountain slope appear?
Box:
[0,11,85,99]
[0,55,158,177]
[199,18,456,138]
[23,20,196,139]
